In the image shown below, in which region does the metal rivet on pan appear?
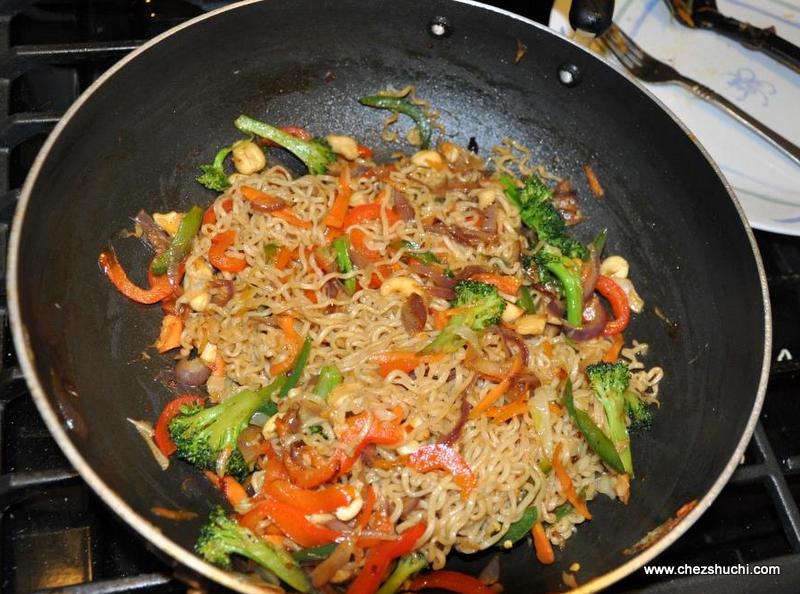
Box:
[428,16,452,38]
[557,63,582,87]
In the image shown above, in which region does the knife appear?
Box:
[664,0,800,73]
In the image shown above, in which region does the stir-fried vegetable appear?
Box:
[278,336,312,397]
[498,506,539,547]
[595,275,631,335]
[332,235,357,295]
[151,206,204,275]
[406,570,495,594]
[377,552,429,594]
[313,364,343,399]
[358,94,433,149]
[197,145,234,191]
[586,362,634,476]
[422,280,506,354]
[196,507,310,592]
[235,115,334,174]
[346,521,426,594]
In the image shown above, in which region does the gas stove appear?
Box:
[1,2,799,593]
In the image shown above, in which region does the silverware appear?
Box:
[597,23,800,167]
[663,0,800,73]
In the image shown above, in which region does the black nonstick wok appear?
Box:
[7,0,770,592]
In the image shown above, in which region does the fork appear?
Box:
[596,23,800,167]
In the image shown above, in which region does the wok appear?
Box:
[7,0,770,591]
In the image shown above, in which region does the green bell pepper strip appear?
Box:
[563,379,626,474]
[332,235,356,295]
[497,506,539,546]
[313,365,342,399]
[517,286,537,314]
[278,336,312,398]
[554,502,573,521]
[358,95,432,149]
[151,206,204,275]
[292,543,336,563]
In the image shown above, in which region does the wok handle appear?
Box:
[569,0,614,36]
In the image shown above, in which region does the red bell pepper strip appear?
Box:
[220,475,248,508]
[356,144,374,159]
[406,570,494,594]
[342,202,400,229]
[595,275,630,336]
[283,443,342,489]
[406,444,477,493]
[238,497,341,547]
[346,521,426,594]
[262,479,353,515]
[261,443,289,482]
[153,395,205,456]
[336,412,404,476]
[349,228,382,262]
[208,230,247,272]
[99,250,175,304]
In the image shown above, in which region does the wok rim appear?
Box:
[6,0,771,592]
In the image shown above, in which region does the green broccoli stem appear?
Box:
[313,365,342,399]
[562,379,626,474]
[234,115,332,174]
[151,206,204,275]
[554,502,573,520]
[497,506,538,547]
[542,259,583,327]
[598,392,633,476]
[211,145,231,170]
[359,95,432,149]
[332,235,356,295]
[376,552,429,594]
[517,286,537,314]
[278,336,312,398]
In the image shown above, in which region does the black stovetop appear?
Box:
[1,1,800,593]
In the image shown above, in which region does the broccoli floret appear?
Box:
[421,280,506,354]
[196,507,311,593]
[169,388,268,481]
[197,145,234,191]
[533,247,584,327]
[501,174,588,260]
[376,552,428,594]
[586,362,634,476]
[624,390,653,431]
[235,115,334,174]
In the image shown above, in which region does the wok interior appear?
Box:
[15,0,765,590]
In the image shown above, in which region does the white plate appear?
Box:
[550,0,800,235]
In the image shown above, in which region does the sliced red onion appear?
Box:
[393,192,416,221]
[439,397,470,446]
[426,285,455,301]
[478,554,501,585]
[401,293,427,335]
[408,262,456,290]
[480,204,498,235]
[311,537,355,588]
[175,357,211,386]
[425,220,491,247]
[581,248,599,301]
[498,326,529,365]
[133,210,170,252]
[453,264,489,282]
[210,279,235,306]
[564,296,608,341]
[348,244,373,269]
[546,297,565,319]
[237,425,265,465]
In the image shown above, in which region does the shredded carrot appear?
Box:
[274,246,296,271]
[269,315,302,376]
[323,166,352,228]
[356,144,373,159]
[542,340,554,358]
[369,351,444,377]
[532,522,555,564]
[603,333,625,363]
[220,475,248,508]
[469,356,522,419]
[548,402,565,416]
[553,442,592,520]
[584,164,605,199]
[202,197,233,225]
[487,400,528,423]
[271,208,313,229]
[155,314,183,353]
[470,273,523,296]
[203,470,221,488]
[304,289,318,304]
[208,230,247,272]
